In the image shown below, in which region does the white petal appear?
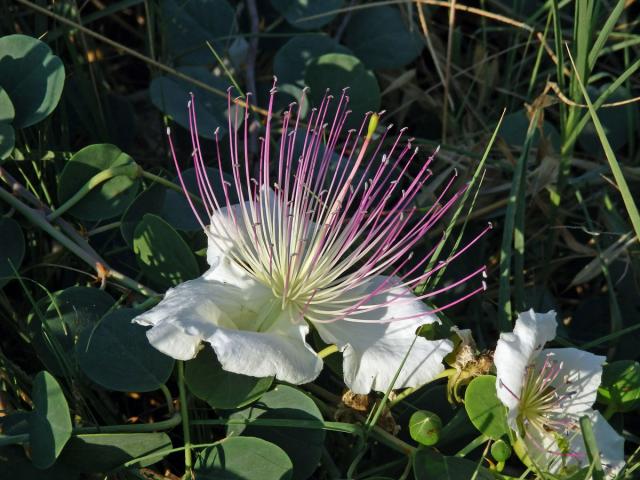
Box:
[585,411,625,479]
[314,277,453,394]
[206,304,323,384]
[521,418,582,475]
[523,411,624,479]
[132,266,272,360]
[144,321,201,360]
[134,270,270,331]
[494,309,557,424]
[538,348,604,414]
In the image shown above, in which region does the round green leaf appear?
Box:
[28,371,72,469]
[149,66,229,140]
[0,122,15,160]
[598,360,640,413]
[0,86,15,123]
[77,308,175,392]
[464,375,509,440]
[195,436,293,480]
[57,144,140,221]
[185,346,272,410]
[271,0,344,30]
[344,6,423,69]
[0,34,65,128]
[0,217,25,288]
[162,0,236,65]
[274,35,351,88]
[30,287,114,375]
[305,53,380,129]
[408,410,442,446]
[59,433,172,472]
[120,183,167,246]
[133,213,200,289]
[229,385,324,480]
[413,449,493,480]
[499,110,561,151]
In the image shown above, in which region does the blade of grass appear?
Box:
[497,108,540,330]
[416,109,505,294]
[567,47,640,242]
[587,0,626,72]
[579,415,605,480]
[574,189,624,343]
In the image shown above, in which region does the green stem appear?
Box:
[48,164,141,221]
[389,368,456,408]
[0,186,157,297]
[0,186,98,267]
[317,344,339,359]
[160,384,175,415]
[192,418,361,435]
[141,170,205,207]
[178,361,193,478]
[0,433,29,446]
[0,413,182,447]
[602,403,617,421]
[74,412,182,434]
[455,434,489,457]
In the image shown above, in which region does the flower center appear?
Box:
[517,354,581,459]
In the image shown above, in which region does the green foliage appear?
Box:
[133,213,200,289]
[28,371,72,469]
[464,375,509,440]
[413,449,493,480]
[77,308,174,392]
[271,0,344,30]
[0,217,24,288]
[0,34,64,128]
[0,87,15,161]
[274,35,351,88]
[343,5,423,69]
[194,436,293,480]
[57,144,140,221]
[149,67,229,139]
[598,360,640,413]
[305,53,380,128]
[30,287,115,375]
[1,2,639,479]
[0,446,77,480]
[59,433,172,472]
[578,84,638,152]
[229,385,325,480]
[162,0,236,66]
[408,410,442,446]
[185,346,272,409]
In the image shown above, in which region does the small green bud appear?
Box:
[366,113,379,141]
[490,439,512,462]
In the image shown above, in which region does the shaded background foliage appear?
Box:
[1,0,640,478]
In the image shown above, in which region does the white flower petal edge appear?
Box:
[315,276,453,394]
[132,267,322,384]
[494,309,557,425]
[539,348,604,414]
